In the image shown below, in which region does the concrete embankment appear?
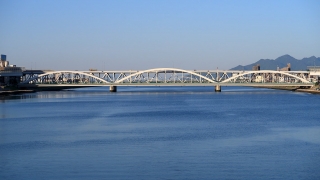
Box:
[293,85,320,94]
[259,85,320,94]
[295,88,320,94]
[260,86,299,91]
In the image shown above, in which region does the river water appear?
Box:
[0,86,320,180]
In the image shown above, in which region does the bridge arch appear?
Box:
[115,68,218,83]
[221,70,310,83]
[21,71,110,84]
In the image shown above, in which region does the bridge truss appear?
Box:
[20,68,313,87]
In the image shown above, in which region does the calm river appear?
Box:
[0,87,320,180]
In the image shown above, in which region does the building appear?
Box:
[308,66,320,72]
[1,54,7,61]
[0,54,24,86]
[252,64,260,71]
[0,54,9,67]
[308,66,320,83]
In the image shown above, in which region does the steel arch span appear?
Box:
[21,71,110,84]
[221,70,311,84]
[114,68,218,84]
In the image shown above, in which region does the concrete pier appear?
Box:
[109,86,117,92]
[215,85,221,92]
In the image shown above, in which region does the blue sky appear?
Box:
[1,0,319,70]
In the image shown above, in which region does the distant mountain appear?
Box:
[230,55,320,71]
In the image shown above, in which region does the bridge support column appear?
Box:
[215,85,221,92]
[109,86,117,92]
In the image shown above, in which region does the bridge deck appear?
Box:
[19,82,313,88]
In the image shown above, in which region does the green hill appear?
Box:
[230,55,320,71]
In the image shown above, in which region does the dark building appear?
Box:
[1,54,6,61]
[0,54,23,86]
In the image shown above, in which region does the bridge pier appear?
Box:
[109,86,117,92]
[215,85,221,92]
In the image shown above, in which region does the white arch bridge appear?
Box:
[20,68,314,92]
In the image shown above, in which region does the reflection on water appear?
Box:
[0,86,297,102]
[0,86,320,180]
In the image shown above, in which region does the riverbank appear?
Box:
[295,88,320,94]
[258,85,320,94]
[294,84,320,94]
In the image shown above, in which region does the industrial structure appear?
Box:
[278,63,291,71]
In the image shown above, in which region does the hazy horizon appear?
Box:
[1,0,319,70]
